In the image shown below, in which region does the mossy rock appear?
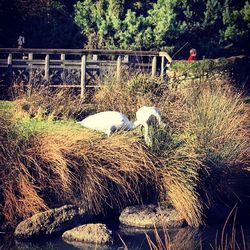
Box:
[62,223,113,245]
[14,205,92,239]
[119,205,187,228]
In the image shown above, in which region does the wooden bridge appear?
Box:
[0,48,172,98]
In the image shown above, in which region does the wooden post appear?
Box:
[80,55,86,99]
[7,53,12,65]
[202,55,206,78]
[28,53,33,84]
[161,56,165,79]
[44,54,50,81]
[7,53,13,85]
[123,55,129,63]
[151,56,157,77]
[117,55,122,81]
[61,53,65,82]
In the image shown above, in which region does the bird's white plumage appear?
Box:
[78,111,134,136]
[134,106,162,127]
[134,106,163,146]
[77,107,163,146]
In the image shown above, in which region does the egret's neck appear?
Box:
[132,120,141,129]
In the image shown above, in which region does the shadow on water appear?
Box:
[1,223,250,250]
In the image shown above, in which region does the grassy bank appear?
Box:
[0,100,157,227]
[0,72,250,228]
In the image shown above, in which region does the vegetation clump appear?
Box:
[0,72,249,229]
[0,100,157,227]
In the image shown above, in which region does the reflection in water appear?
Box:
[169,228,201,250]
[0,225,249,250]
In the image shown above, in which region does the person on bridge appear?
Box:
[18,34,25,49]
[188,48,197,61]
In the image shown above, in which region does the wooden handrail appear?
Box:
[0,48,173,64]
[0,48,160,57]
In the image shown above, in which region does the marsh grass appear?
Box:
[94,73,165,118]
[145,206,249,250]
[11,85,95,121]
[0,103,157,226]
[1,71,250,228]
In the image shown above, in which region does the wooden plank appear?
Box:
[61,53,66,82]
[159,51,173,63]
[86,85,101,88]
[40,85,100,88]
[41,85,81,88]
[7,53,13,84]
[7,53,12,65]
[28,53,33,84]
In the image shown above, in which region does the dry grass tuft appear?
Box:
[0,104,157,226]
[11,86,95,121]
[94,84,154,119]
[157,80,250,226]
[94,73,165,118]
[160,151,206,227]
[1,72,250,229]
[33,129,157,213]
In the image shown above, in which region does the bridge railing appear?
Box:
[0,48,172,98]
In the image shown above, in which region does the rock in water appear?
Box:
[62,223,113,245]
[119,205,186,228]
[15,205,92,239]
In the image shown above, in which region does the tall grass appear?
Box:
[0,103,157,226]
[95,73,250,226]
[1,71,250,228]
[11,86,95,121]
[145,206,249,250]
[94,73,165,118]
[154,79,250,226]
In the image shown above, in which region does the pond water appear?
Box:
[1,221,250,250]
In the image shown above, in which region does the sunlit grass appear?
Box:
[1,72,250,228]
[0,103,157,226]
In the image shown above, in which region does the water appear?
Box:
[1,223,250,250]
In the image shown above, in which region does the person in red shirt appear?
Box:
[188,48,197,61]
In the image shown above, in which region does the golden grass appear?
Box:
[0,106,157,226]
[11,86,95,121]
[94,84,154,119]
[183,82,250,166]
[160,153,205,227]
[145,207,249,250]
[1,73,250,229]
[33,129,157,213]
[156,80,250,227]
[94,73,165,118]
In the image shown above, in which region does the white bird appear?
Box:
[77,111,134,136]
[133,106,163,146]
[78,107,163,146]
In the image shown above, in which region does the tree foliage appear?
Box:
[0,0,249,56]
[74,0,250,57]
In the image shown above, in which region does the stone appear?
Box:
[15,205,92,239]
[62,223,112,245]
[119,205,186,228]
